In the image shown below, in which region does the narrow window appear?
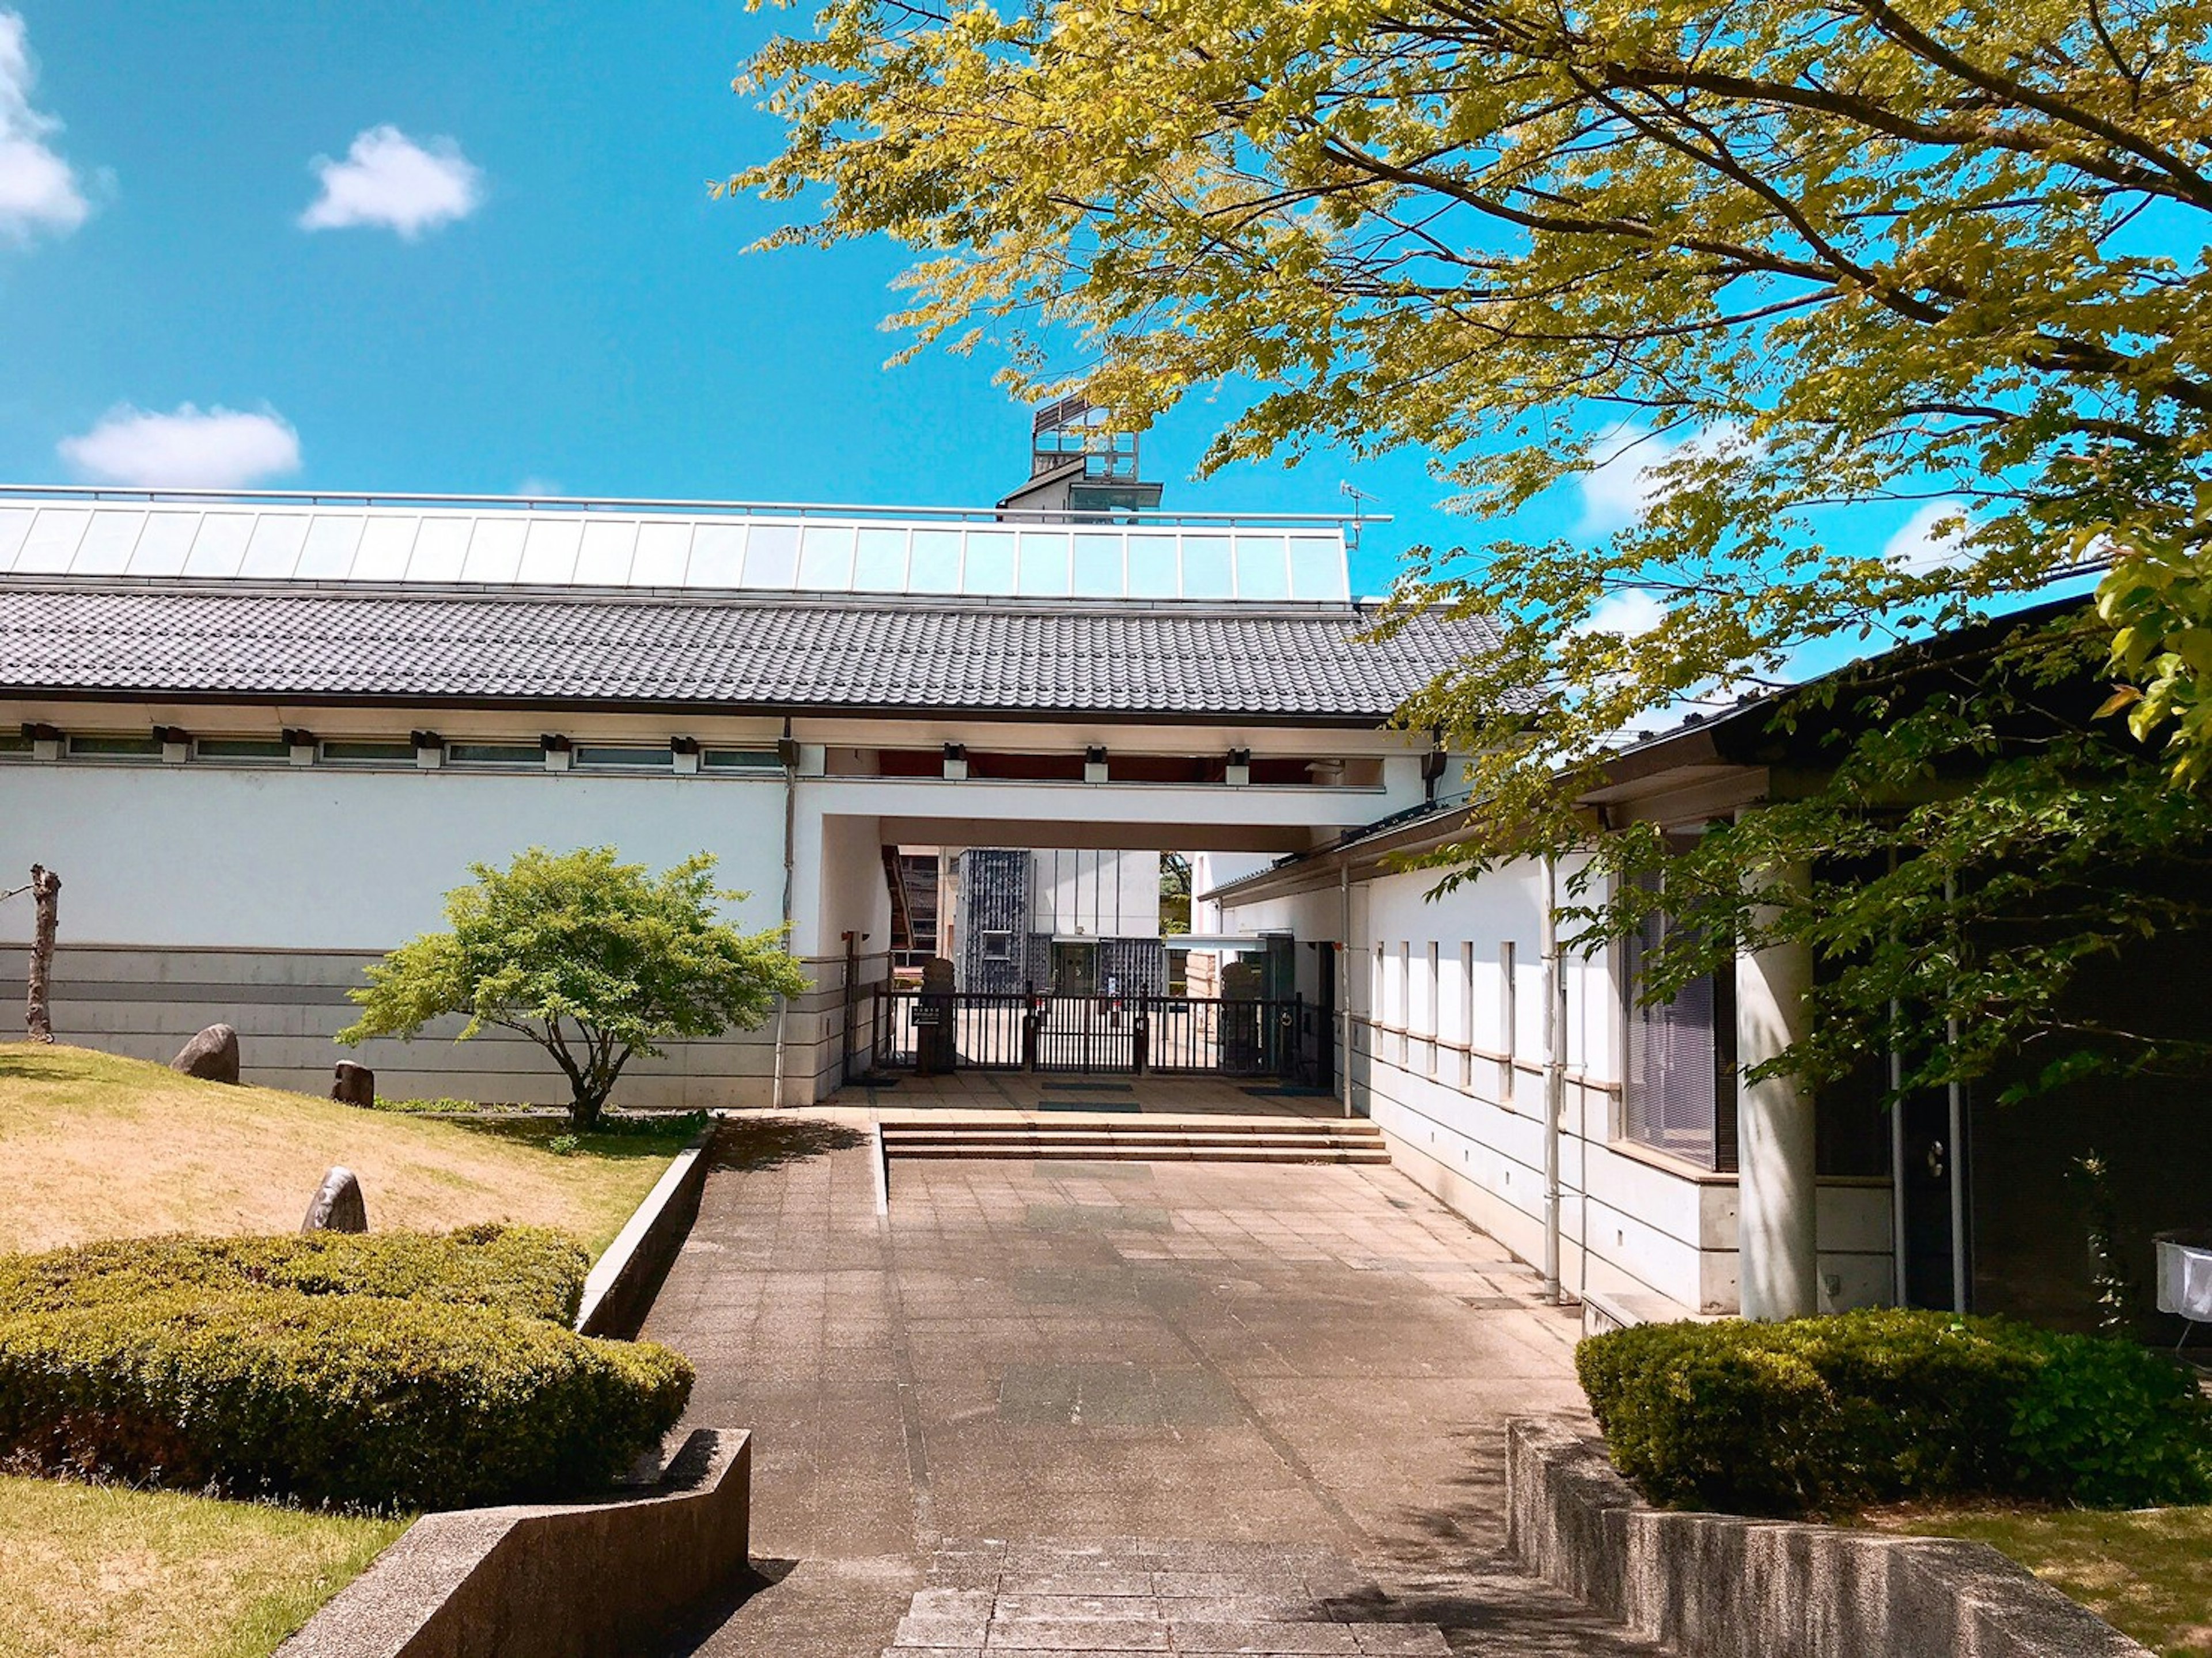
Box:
[1499,940,1517,1103]
[1621,865,1738,1171]
[1425,941,1440,1076]
[575,746,673,769]
[195,738,291,762]
[1460,942,1476,1088]
[321,739,418,765]
[446,742,543,767]
[66,734,162,761]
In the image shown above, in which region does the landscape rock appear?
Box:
[171,1023,240,1084]
[302,1166,368,1233]
[331,1060,376,1106]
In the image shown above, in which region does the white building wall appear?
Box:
[1214,853,1895,1322]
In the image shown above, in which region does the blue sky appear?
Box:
[0,1,1963,602]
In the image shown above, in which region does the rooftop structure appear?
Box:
[0,485,1352,604]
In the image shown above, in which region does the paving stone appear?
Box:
[982,1617,1171,1650]
[897,1615,992,1647]
[1167,1622,1364,1654]
[1349,1629,1453,1656]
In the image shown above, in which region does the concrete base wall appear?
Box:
[3,944,881,1108]
[1505,1418,2149,1658]
[280,1428,751,1658]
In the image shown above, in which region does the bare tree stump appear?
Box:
[25,864,58,1044]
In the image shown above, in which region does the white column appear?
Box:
[1736,864,1818,1319]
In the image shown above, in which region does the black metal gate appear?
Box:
[871,988,1301,1079]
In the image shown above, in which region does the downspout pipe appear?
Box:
[771,719,796,1109]
[1340,863,1354,1120]
[1541,856,1567,1304]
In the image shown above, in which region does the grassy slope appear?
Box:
[0,1476,406,1658]
[0,1044,687,1255]
[1883,1507,2212,1657]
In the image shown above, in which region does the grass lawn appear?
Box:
[0,1043,698,1256]
[0,1474,407,1658]
[1874,1505,2212,1656]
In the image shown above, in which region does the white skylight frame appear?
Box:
[0,491,1360,604]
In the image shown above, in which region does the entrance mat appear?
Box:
[1036,1098,1142,1113]
[1040,1080,1134,1091]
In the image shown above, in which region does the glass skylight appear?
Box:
[0,494,1355,603]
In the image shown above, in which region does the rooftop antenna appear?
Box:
[1338,481,1380,550]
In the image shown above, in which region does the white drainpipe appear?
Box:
[1340,864,1354,1119]
[771,719,796,1109]
[1541,856,1567,1304]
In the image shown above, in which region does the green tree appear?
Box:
[1160,853,1192,935]
[731,0,2212,1101]
[339,848,809,1130]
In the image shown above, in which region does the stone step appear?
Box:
[881,1540,1450,1657]
[887,1141,1393,1164]
[879,1127,1382,1148]
[880,1116,1382,1138]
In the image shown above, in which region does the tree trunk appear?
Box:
[25,864,59,1044]
[567,1079,608,1135]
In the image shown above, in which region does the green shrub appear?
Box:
[0,1291,691,1509]
[0,1227,691,1511]
[0,1226,590,1326]
[2009,1330,2212,1508]
[1577,1308,2209,1517]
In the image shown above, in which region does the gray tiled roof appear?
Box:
[0,583,1499,721]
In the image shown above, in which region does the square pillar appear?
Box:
[1737,865,1818,1319]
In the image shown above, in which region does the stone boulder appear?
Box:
[302,1166,368,1233]
[171,1023,240,1084]
[331,1060,376,1106]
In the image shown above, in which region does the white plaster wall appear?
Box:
[1217,852,1892,1319]
[0,760,790,951]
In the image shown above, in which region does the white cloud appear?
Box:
[1577,589,1669,639]
[58,404,302,488]
[300,125,483,238]
[513,475,565,499]
[1577,420,1752,536]
[1881,500,1972,573]
[0,10,90,243]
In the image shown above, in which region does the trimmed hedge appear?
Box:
[0,1225,590,1326]
[1578,1308,2211,1517]
[0,1227,692,1510]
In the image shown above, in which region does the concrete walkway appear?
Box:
[642,1108,1661,1657]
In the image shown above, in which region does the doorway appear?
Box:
[1051,942,1099,996]
[1898,1084,1968,1310]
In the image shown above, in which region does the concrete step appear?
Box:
[878,1116,1382,1138]
[878,1125,1381,1145]
[888,1141,1393,1164]
[885,1540,1450,1657]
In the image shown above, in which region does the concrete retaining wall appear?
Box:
[574,1125,717,1337]
[1505,1418,2149,1658]
[278,1428,750,1658]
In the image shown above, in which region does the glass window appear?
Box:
[321,740,420,764]
[853,526,908,592]
[1016,533,1070,596]
[798,525,856,589]
[1622,873,1737,1171]
[241,515,311,578]
[1071,533,1124,596]
[908,529,962,593]
[73,510,146,575]
[1126,533,1179,597]
[688,522,749,586]
[296,515,366,579]
[631,521,692,585]
[1233,535,1289,600]
[702,749,784,772]
[742,523,801,588]
[128,511,200,577]
[17,509,90,574]
[517,519,584,583]
[575,746,672,769]
[1179,534,1234,598]
[574,519,639,584]
[963,530,1016,593]
[1289,536,1349,601]
[350,516,418,581]
[67,734,162,760]
[195,738,291,761]
[0,732,32,758]
[447,743,543,766]
[406,518,471,581]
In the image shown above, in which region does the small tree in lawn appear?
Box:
[339,847,809,1131]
